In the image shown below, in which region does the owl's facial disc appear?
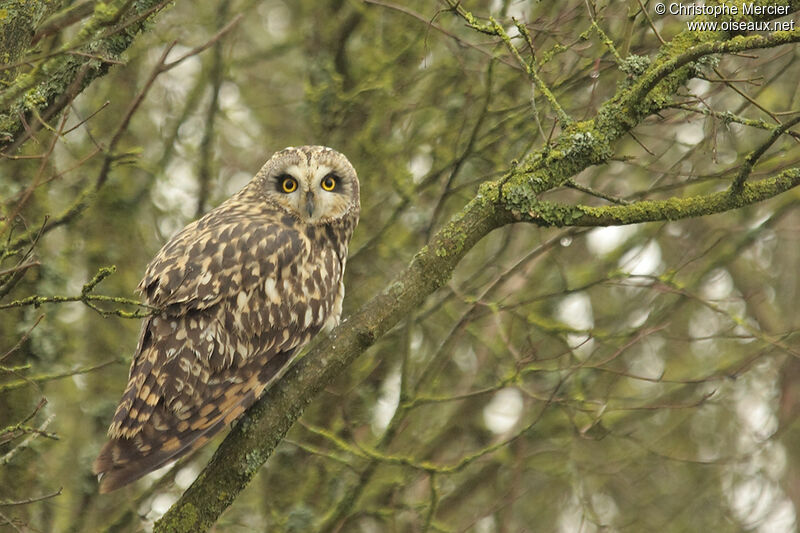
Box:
[260,146,359,225]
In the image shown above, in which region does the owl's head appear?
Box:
[253,145,360,225]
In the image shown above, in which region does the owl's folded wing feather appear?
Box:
[93,208,325,492]
[138,205,308,310]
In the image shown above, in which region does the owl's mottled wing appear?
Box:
[93,202,341,493]
[137,204,295,310]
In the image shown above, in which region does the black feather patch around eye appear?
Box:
[276,174,298,193]
[321,173,339,192]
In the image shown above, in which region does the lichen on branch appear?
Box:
[0,0,174,152]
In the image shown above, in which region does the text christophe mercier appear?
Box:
[664,3,789,16]
[655,3,795,31]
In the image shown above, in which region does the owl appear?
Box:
[93,145,360,492]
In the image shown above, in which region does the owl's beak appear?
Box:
[305,191,315,217]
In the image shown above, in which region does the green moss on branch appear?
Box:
[0,0,174,151]
[509,169,800,227]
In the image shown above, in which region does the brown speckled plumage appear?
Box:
[93,146,359,492]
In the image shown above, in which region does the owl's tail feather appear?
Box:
[93,403,230,493]
[93,348,296,492]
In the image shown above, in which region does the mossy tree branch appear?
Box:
[0,12,242,261]
[0,266,157,318]
[0,0,61,86]
[156,2,800,530]
[0,0,175,153]
[510,168,800,227]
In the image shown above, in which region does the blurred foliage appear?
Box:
[2,0,800,532]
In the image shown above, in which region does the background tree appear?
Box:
[2,1,800,532]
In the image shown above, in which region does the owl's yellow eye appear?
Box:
[321,174,337,191]
[280,176,298,193]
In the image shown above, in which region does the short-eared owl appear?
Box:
[93,146,360,492]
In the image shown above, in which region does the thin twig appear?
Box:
[0,488,63,507]
[0,316,44,363]
[0,261,40,278]
[1,414,56,465]
[636,0,665,45]
[731,114,800,191]
[0,358,123,393]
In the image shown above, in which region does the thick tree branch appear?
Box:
[0,0,175,153]
[0,0,61,86]
[0,14,242,258]
[511,168,800,226]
